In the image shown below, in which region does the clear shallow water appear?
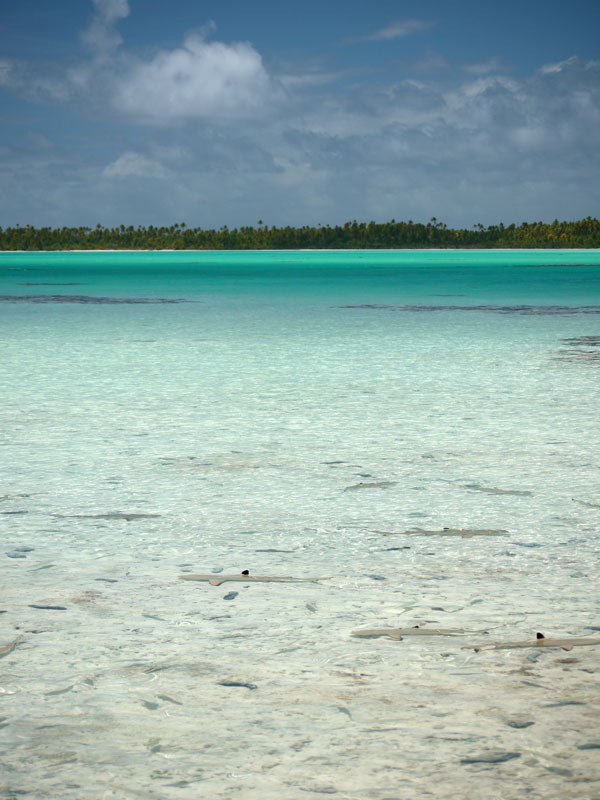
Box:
[1,250,599,799]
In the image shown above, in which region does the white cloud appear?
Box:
[0,0,132,100]
[510,125,548,149]
[539,55,577,74]
[463,57,509,75]
[81,0,130,55]
[113,29,278,121]
[0,4,598,229]
[359,19,433,42]
[1,4,279,121]
[0,59,13,85]
[102,152,169,179]
[0,57,73,102]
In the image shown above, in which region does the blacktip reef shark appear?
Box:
[52,512,161,521]
[0,634,23,659]
[373,528,508,538]
[471,632,600,652]
[462,484,533,496]
[344,481,397,491]
[573,498,600,509]
[180,570,332,587]
[352,625,489,640]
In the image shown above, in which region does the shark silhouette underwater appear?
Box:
[471,632,600,652]
[351,625,488,640]
[350,629,600,650]
[180,570,331,587]
[0,634,23,659]
[373,528,509,539]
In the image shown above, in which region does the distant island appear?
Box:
[1,217,598,250]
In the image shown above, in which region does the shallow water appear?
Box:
[1,250,599,799]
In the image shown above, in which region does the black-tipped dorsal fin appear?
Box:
[536,632,545,640]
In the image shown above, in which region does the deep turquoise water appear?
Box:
[2,248,600,304]
[1,250,599,799]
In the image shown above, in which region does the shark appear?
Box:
[373,528,508,538]
[0,634,23,659]
[344,481,397,491]
[352,625,487,640]
[462,485,532,496]
[573,499,600,509]
[53,513,161,521]
[472,632,600,652]
[180,571,331,587]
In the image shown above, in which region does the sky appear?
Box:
[0,0,599,229]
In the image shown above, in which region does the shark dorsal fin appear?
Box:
[536,632,545,640]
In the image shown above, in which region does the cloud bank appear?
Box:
[0,1,598,228]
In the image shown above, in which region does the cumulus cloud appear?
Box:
[102,152,169,179]
[0,2,278,121]
[113,29,277,121]
[81,0,130,55]
[243,56,600,225]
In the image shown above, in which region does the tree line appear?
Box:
[0,217,598,250]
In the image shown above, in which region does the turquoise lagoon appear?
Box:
[1,250,599,799]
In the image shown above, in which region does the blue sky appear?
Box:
[1,0,599,228]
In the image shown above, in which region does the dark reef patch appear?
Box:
[336,304,600,315]
[19,282,84,286]
[554,334,600,364]
[0,295,191,304]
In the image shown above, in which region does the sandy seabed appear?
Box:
[2,504,599,800]
[1,248,599,799]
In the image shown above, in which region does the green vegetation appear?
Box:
[0,217,598,250]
